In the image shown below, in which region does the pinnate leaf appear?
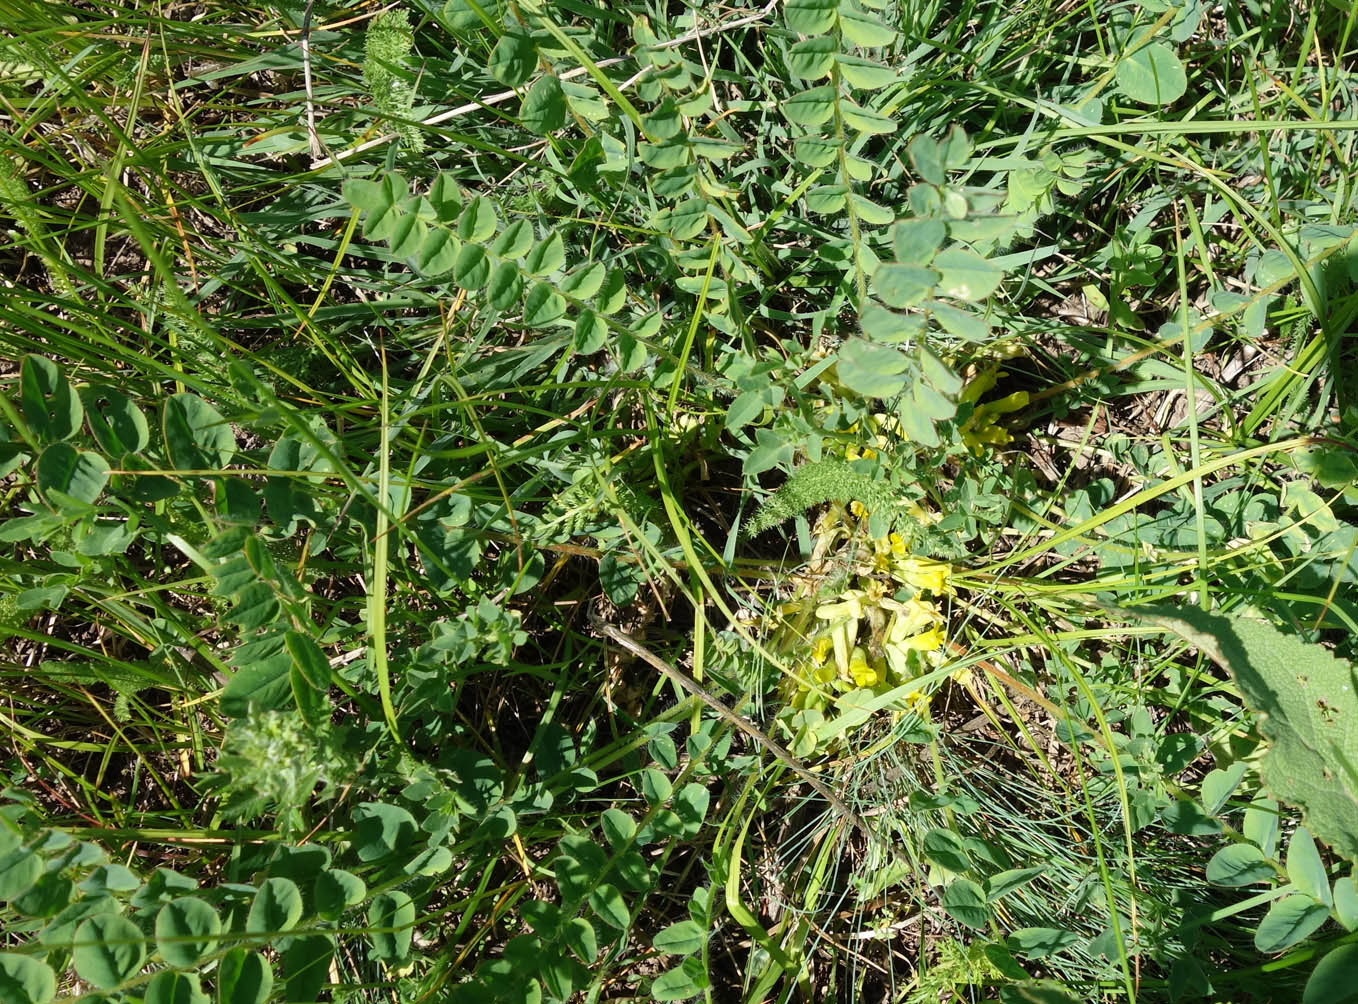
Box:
[805,184,847,214]
[788,37,835,79]
[651,956,709,1000]
[37,444,109,507]
[144,970,208,1004]
[836,2,895,47]
[491,219,534,259]
[368,891,415,961]
[922,828,973,873]
[891,218,945,264]
[837,338,909,399]
[1304,944,1358,1004]
[220,656,293,717]
[345,173,407,238]
[163,394,235,470]
[1335,874,1358,931]
[1004,926,1080,959]
[933,247,1004,299]
[457,196,498,242]
[1206,842,1275,887]
[1287,828,1332,906]
[524,233,566,276]
[942,878,990,929]
[835,53,898,89]
[523,282,567,326]
[873,263,938,308]
[850,193,893,224]
[574,307,607,353]
[784,85,835,126]
[22,356,82,442]
[795,136,840,167]
[283,935,333,1003]
[587,883,629,930]
[0,848,42,902]
[560,261,605,298]
[840,103,894,135]
[521,74,566,133]
[454,243,491,290]
[1254,893,1329,953]
[246,877,303,936]
[315,869,366,920]
[418,229,459,275]
[80,385,149,456]
[653,919,705,955]
[908,135,945,185]
[488,260,524,312]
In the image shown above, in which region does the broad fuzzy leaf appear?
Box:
[1121,607,1358,862]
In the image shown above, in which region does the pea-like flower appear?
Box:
[959,368,1029,454]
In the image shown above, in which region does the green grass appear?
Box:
[2,0,1358,1001]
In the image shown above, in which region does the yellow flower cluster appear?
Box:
[774,519,952,718]
[843,367,1027,458]
[958,368,1029,454]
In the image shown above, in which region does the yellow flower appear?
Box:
[887,598,943,643]
[811,635,833,666]
[881,598,946,679]
[892,556,951,595]
[816,590,867,675]
[959,369,1029,454]
[902,625,945,652]
[809,635,838,682]
[903,689,933,715]
[847,646,880,688]
[816,589,867,624]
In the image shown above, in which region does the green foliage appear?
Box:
[209,711,346,832]
[746,457,902,535]
[363,7,423,151]
[1128,606,1358,861]
[5,0,1358,999]
[0,788,452,1004]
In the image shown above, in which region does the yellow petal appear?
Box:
[847,647,879,687]
[903,626,945,652]
[811,635,833,665]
